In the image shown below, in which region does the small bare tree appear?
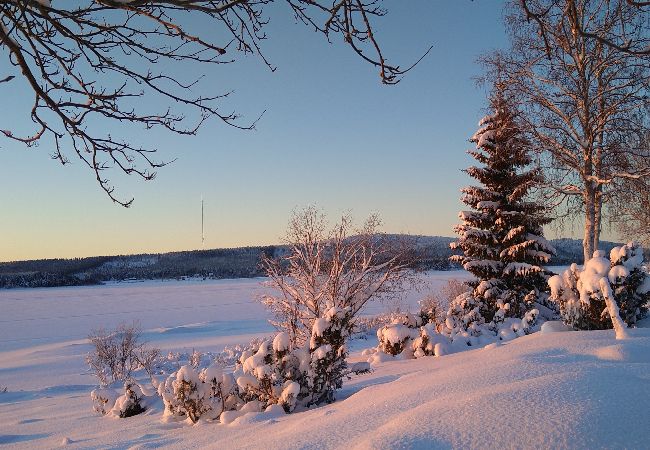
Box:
[0,1,428,206]
[261,206,417,346]
[419,278,470,328]
[86,322,160,386]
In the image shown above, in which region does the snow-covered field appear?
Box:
[1,271,649,449]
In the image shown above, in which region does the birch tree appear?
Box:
[491,0,650,263]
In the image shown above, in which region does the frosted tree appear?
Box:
[451,91,555,324]
[261,206,416,346]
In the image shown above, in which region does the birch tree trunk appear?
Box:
[583,184,596,263]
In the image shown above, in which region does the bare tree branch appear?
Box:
[1,1,426,206]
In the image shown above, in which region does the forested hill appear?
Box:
[0,236,625,288]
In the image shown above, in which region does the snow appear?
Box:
[540,320,572,333]
[1,271,649,448]
[608,264,629,283]
[599,278,629,340]
[272,332,290,352]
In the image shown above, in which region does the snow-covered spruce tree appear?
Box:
[450,92,555,329]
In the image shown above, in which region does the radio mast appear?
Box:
[201,195,205,249]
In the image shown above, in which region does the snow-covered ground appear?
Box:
[1,271,649,449]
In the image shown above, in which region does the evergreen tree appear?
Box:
[451,92,555,324]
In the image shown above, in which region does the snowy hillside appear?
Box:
[1,273,649,449]
[0,236,630,289]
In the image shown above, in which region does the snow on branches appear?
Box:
[261,206,417,347]
[549,242,650,335]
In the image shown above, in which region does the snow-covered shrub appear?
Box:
[236,307,354,410]
[91,387,119,415]
[168,365,210,423]
[237,337,295,410]
[111,382,146,418]
[376,313,421,356]
[377,323,417,356]
[412,323,452,358]
[608,243,650,326]
[550,244,650,330]
[234,332,308,413]
[443,291,486,336]
[86,322,160,386]
[307,306,352,405]
[202,365,241,417]
[91,382,149,418]
[189,349,202,369]
[158,364,238,423]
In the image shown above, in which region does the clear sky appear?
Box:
[0,1,602,262]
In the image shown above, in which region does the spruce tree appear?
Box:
[451,92,555,324]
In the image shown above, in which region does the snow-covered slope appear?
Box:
[1,275,648,449]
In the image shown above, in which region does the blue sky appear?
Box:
[0,1,594,261]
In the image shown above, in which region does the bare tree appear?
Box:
[489,0,650,263]
[519,0,650,57]
[86,322,160,386]
[0,1,428,206]
[261,206,417,346]
[610,141,650,246]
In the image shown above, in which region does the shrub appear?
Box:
[158,363,241,423]
[419,279,470,327]
[549,243,650,330]
[90,387,119,415]
[112,382,146,418]
[86,322,160,386]
[412,323,451,358]
[235,307,354,411]
[377,321,419,356]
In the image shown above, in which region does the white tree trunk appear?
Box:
[593,189,602,256]
[599,277,630,340]
[583,187,596,264]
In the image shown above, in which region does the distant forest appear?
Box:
[0,236,628,289]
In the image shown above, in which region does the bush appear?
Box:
[419,279,470,327]
[235,307,354,411]
[158,364,239,423]
[412,323,451,358]
[113,383,146,418]
[376,316,420,356]
[91,387,119,415]
[236,334,308,412]
[609,243,650,326]
[549,243,650,330]
[548,243,650,330]
[90,382,148,418]
[86,322,160,386]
